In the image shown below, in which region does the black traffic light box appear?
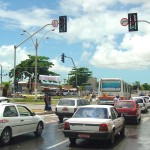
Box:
[128,13,138,32]
[61,53,65,63]
[59,16,67,33]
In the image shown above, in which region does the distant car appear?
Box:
[115,100,141,124]
[21,92,45,99]
[55,98,89,123]
[63,105,125,145]
[0,103,45,145]
[0,97,10,103]
[130,97,148,113]
[140,96,150,108]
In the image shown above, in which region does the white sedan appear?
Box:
[63,105,125,145]
[0,103,45,145]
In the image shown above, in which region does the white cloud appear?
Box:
[50,58,71,73]
[0,45,29,69]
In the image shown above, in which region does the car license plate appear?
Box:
[78,133,90,138]
[62,107,69,111]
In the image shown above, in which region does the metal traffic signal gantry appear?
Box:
[61,53,65,63]
[128,13,138,32]
[59,16,67,33]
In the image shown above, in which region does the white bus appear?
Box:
[98,78,131,105]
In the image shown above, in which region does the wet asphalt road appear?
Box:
[1,112,150,150]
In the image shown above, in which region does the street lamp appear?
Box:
[22,29,55,100]
[0,64,2,95]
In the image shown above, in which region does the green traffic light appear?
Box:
[131,24,135,29]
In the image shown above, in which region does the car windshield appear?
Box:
[58,99,75,106]
[73,107,108,119]
[115,101,134,108]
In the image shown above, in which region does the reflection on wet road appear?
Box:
[0,113,150,150]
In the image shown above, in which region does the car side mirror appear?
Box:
[32,112,36,116]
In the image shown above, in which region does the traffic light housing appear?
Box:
[128,13,138,32]
[61,53,65,63]
[59,16,67,33]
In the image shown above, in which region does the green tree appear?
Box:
[9,55,59,83]
[2,81,11,97]
[68,67,92,87]
[141,83,150,90]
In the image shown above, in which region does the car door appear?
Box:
[17,105,38,134]
[3,105,21,136]
[110,108,123,134]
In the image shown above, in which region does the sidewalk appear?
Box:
[32,109,54,115]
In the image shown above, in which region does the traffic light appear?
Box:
[128,13,138,32]
[59,16,67,33]
[61,53,65,63]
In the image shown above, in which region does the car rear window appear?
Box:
[73,107,108,119]
[136,99,143,103]
[116,101,134,108]
[58,99,75,106]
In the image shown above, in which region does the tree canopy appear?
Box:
[9,55,59,83]
[68,67,92,87]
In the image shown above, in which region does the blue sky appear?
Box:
[1,0,150,85]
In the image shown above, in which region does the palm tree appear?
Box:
[2,81,11,97]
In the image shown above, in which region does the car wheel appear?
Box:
[120,125,125,136]
[108,131,115,145]
[69,138,76,144]
[0,128,12,145]
[59,117,63,123]
[135,117,139,125]
[34,122,43,137]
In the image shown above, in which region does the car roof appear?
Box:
[117,100,135,102]
[60,97,82,100]
[79,105,114,108]
[0,97,10,99]
[0,103,26,107]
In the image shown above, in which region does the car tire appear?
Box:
[120,124,125,136]
[34,122,43,137]
[135,117,139,125]
[59,117,63,123]
[69,138,76,144]
[0,128,12,145]
[108,130,115,145]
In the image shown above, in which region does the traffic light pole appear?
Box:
[65,56,78,89]
[13,23,51,102]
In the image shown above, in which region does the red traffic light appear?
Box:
[128,13,138,32]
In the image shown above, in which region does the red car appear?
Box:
[115,100,141,124]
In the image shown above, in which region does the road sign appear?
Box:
[52,20,58,27]
[120,18,128,26]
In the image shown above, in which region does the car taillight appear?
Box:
[64,122,70,130]
[99,123,108,131]
[0,119,9,123]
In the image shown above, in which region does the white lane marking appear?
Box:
[46,139,69,149]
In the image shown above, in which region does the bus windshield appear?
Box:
[101,80,121,91]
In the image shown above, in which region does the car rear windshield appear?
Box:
[115,101,134,108]
[73,107,108,119]
[58,99,75,106]
[136,99,143,103]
